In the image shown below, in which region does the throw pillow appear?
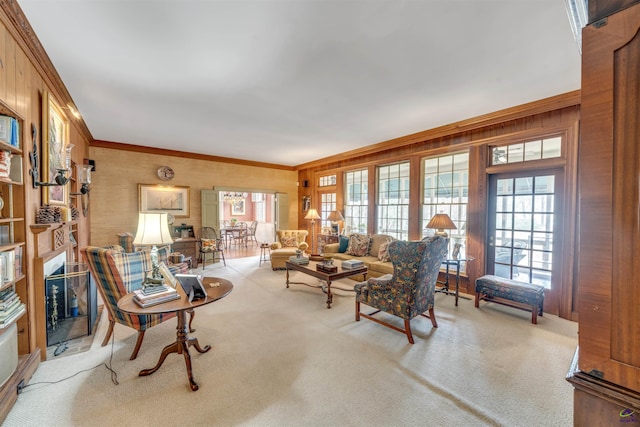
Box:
[377,239,394,262]
[281,237,298,248]
[338,235,349,253]
[346,233,370,257]
[201,238,215,252]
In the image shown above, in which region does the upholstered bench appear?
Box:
[475,275,545,324]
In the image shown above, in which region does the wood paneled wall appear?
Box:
[296,92,581,320]
[89,144,298,247]
[0,2,92,356]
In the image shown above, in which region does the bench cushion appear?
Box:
[475,275,545,324]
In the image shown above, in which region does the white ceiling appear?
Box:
[17,0,581,167]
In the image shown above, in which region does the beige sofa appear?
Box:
[323,234,395,280]
[270,230,309,270]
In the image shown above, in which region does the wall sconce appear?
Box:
[70,160,94,217]
[71,162,92,195]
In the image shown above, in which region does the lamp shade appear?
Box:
[304,209,321,220]
[133,213,174,246]
[426,213,457,237]
[327,210,344,222]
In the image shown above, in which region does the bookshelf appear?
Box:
[0,100,39,424]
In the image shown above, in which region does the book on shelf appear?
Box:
[0,304,25,326]
[0,115,18,147]
[0,288,15,302]
[0,291,18,310]
[14,246,22,278]
[0,298,24,319]
[133,292,180,308]
[0,250,15,282]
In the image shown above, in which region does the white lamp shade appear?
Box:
[304,209,321,220]
[133,213,174,246]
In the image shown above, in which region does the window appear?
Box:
[319,192,336,230]
[491,136,561,166]
[319,175,336,187]
[252,193,266,222]
[344,169,368,234]
[422,152,469,257]
[377,162,410,240]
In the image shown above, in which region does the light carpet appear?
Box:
[4,256,578,426]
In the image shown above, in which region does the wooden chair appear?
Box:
[230,222,248,248]
[354,236,448,344]
[198,227,226,267]
[247,221,259,246]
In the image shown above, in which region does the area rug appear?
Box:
[5,257,578,426]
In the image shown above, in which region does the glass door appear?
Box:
[487,169,563,314]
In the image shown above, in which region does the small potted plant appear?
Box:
[230,218,237,226]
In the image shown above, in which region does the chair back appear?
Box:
[275,230,308,246]
[81,245,172,331]
[386,236,448,317]
[200,226,217,240]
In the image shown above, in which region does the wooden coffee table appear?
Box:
[118,277,233,391]
[285,261,367,308]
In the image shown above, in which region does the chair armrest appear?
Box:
[298,242,309,251]
[323,243,339,253]
[366,274,393,292]
[270,242,282,250]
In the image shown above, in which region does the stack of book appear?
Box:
[316,263,338,273]
[288,255,309,265]
[133,285,180,308]
[0,289,26,328]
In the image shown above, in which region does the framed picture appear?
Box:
[42,91,69,206]
[231,199,245,215]
[158,262,178,288]
[139,184,190,217]
[302,196,311,212]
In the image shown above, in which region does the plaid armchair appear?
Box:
[354,236,448,344]
[81,245,190,360]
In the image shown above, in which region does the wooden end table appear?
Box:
[285,260,367,308]
[118,277,233,391]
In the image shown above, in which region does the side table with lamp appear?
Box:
[426,212,473,306]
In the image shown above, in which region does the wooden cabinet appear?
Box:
[172,238,198,268]
[568,2,640,422]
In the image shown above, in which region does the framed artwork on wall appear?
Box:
[41,91,69,206]
[139,184,190,217]
[231,199,245,215]
[302,196,311,212]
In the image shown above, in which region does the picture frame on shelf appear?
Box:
[231,199,245,215]
[41,91,69,206]
[139,184,190,217]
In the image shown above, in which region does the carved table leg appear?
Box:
[138,309,210,391]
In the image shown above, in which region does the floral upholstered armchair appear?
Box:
[354,236,448,344]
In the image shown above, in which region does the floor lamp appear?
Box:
[304,208,321,256]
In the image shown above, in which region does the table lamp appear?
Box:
[426,213,457,237]
[327,210,344,235]
[304,208,322,256]
[133,212,174,288]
